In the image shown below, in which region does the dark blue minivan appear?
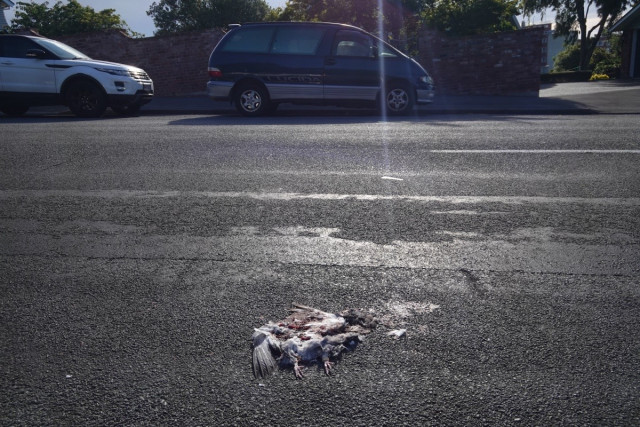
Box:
[207,22,435,116]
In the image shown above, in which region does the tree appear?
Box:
[552,43,581,71]
[421,0,519,35]
[147,0,271,35]
[521,0,632,70]
[275,0,423,52]
[276,0,519,44]
[10,0,137,37]
[553,33,622,75]
[277,0,379,30]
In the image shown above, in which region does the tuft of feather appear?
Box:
[386,329,407,339]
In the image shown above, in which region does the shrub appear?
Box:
[552,43,621,76]
[590,47,621,78]
[552,44,580,72]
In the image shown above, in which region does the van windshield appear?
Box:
[333,30,400,58]
[377,41,399,58]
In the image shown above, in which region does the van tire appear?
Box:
[234,83,271,116]
[383,83,414,115]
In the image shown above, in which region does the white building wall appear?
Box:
[0,9,9,30]
[1,0,13,31]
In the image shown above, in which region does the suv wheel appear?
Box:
[65,80,107,118]
[1,105,30,116]
[234,83,271,117]
[383,84,414,115]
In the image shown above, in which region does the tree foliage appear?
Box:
[147,0,524,40]
[147,0,271,35]
[553,33,622,76]
[278,0,382,31]
[552,43,581,71]
[10,0,136,37]
[421,0,519,35]
[521,0,632,70]
[275,0,424,53]
[278,0,518,39]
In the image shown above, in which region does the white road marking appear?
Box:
[430,150,640,154]
[1,190,639,206]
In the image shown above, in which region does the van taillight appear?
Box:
[208,67,222,78]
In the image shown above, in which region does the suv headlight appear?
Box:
[95,67,131,77]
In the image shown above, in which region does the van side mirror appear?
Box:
[26,49,47,59]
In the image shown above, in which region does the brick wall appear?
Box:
[57,29,224,96]
[418,27,545,95]
[55,26,544,97]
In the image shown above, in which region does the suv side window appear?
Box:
[221,27,275,53]
[333,30,374,58]
[1,36,41,58]
[271,27,325,55]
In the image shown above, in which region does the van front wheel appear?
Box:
[383,84,414,115]
[234,84,271,117]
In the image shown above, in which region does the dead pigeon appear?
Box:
[251,304,377,379]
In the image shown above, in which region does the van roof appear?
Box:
[228,21,361,30]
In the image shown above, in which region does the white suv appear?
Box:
[0,34,154,117]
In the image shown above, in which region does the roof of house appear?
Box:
[1,0,15,8]
[611,3,640,32]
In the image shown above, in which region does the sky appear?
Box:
[3,0,288,37]
[3,0,602,38]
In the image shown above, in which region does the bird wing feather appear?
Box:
[289,303,332,317]
[251,330,280,379]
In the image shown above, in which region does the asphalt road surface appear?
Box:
[1,113,639,426]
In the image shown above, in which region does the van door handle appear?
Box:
[1,61,14,65]
[325,58,336,66]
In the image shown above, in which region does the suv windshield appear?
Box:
[34,38,90,60]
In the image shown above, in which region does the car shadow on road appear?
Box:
[165,95,596,125]
[166,110,591,127]
[167,111,438,126]
[0,112,148,123]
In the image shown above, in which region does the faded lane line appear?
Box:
[1,190,640,206]
[430,150,640,154]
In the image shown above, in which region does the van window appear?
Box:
[271,27,325,55]
[333,30,374,58]
[221,27,275,53]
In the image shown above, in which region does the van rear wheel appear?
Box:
[234,83,271,117]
